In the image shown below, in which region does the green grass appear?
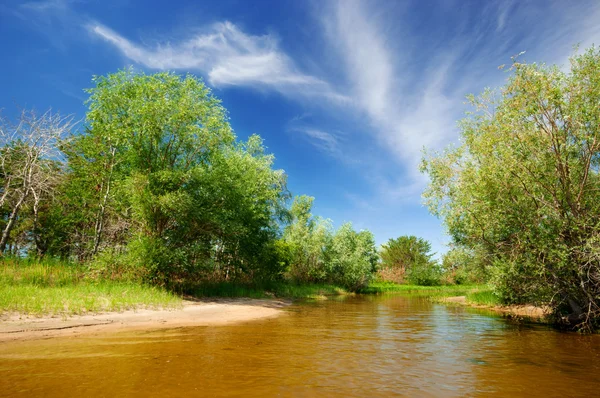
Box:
[466,289,501,306]
[359,281,485,296]
[188,282,349,300]
[0,259,181,316]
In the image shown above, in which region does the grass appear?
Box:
[359,281,485,297]
[0,258,181,316]
[0,258,351,316]
[466,288,502,306]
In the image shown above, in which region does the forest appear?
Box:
[0,69,379,294]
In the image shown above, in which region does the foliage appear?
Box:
[283,196,378,290]
[379,235,440,285]
[329,223,379,290]
[422,46,600,331]
[441,246,489,285]
[60,70,289,284]
[0,69,378,297]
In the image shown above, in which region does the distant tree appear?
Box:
[379,236,440,285]
[283,195,333,282]
[329,223,378,289]
[422,46,600,331]
[441,246,489,285]
[283,196,377,289]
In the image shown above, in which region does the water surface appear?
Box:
[1,295,599,397]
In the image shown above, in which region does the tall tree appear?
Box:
[0,110,72,254]
[67,69,289,284]
[422,47,600,331]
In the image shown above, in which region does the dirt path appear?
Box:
[0,298,290,342]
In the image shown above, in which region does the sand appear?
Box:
[0,298,290,342]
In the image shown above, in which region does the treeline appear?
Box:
[0,69,377,290]
[422,46,600,331]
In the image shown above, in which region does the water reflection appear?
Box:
[1,295,599,397]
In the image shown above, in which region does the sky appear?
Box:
[1,0,600,256]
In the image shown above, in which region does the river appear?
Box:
[1,295,599,397]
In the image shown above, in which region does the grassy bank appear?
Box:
[0,259,352,316]
[360,281,503,305]
[359,281,487,296]
[465,288,501,306]
[0,259,181,316]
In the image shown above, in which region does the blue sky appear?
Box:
[1,0,599,256]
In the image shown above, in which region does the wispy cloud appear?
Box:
[8,0,84,51]
[319,0,600,199]
[88,21,348,103]
[322,0,452,182]
[293,127,340,155]
[287,114,344,158]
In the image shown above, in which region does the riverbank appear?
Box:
[0,298,289,342]
[440,295,549,320]
[362,282,550,321]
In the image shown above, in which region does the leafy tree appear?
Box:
[379,236,440,285]
[441,246,488,285]
[422,47,600,331]
[283,195,333,282]
[66,69,288,284]
[283,196,377,289]
[329,223,378,289]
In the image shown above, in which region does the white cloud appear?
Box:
[323,0,456,184]
[320,0,600,197]
[88,21,348,103]
[293,127,340,155]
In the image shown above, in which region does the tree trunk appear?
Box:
[31,191,46,256]
[92,147,116,256]
[0,192,27,253]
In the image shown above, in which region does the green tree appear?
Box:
[283,196,377,289]
[422,47,600,331]
[283,195,333,282]
[380,236,440,285]
[329,223,378,289]
[441,246,489,285]
[67,69,288,284]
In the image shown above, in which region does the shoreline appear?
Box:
[441,295,549,320]
[0,298,290,342]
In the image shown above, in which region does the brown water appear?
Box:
[1,295,600,397]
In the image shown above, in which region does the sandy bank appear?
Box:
[0,298,289,342]
[442,296,549,319]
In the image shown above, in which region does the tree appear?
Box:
[0,110,73,254]
[283,195,333,282]
[379,236,439,285]
[66,69,289,284]
[329,223,378,289]
[441,246,489,285]
[283,196,378,289]
[422,47,600,331]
